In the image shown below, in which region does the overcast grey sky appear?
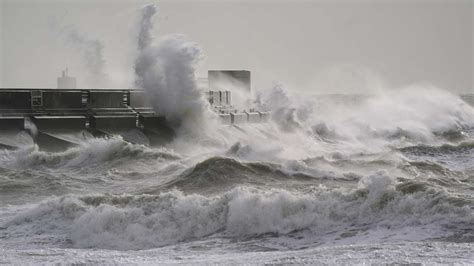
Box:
[0,0,472,93]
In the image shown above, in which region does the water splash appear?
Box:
[134,5,215,133]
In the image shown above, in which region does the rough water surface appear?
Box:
[1,90,473,265]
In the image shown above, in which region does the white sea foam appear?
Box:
[3,173,472,250]
[255,84,474,155]
[1,4,474,263]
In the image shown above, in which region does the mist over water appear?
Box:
[1,4,473,265]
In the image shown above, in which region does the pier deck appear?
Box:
[0,88,173,150]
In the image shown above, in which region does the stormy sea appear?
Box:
[1,88,473,264]
[1,5,474,265]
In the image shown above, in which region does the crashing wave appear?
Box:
[0,137,179,170]
[3,174,472,250]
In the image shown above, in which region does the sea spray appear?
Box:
[256,84,474,151]
[1,4,473,264]
[255,84,312,132]
[134,5,215,134]
[136,4,156,51]
[310,63,387,95]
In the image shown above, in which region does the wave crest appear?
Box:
[0,138,179,170]
[4,174,472,250]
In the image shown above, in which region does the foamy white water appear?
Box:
[1,4,473,265]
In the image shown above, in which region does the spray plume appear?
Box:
[134,4,214,132]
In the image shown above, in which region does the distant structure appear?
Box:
[202,70,270,124]
[57,68,77,89]
[208,70,251,92]
[205,91,232,107]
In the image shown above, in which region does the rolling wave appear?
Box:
[2,174,472,250]
[160,157,316,193]
[400,141,474,156]
[0,138,180,171]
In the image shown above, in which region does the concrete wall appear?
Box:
[224,91,231,106]
[89,91,127,108]
[219,114,231,125]
[90,115,137,130]
[246,112,261,123]
[212,91,221,106]
[42,91,83,109]
[259,111,271,122]
[130,91,152,108]
[139,115,168,129]
[138,114,175,145]
[0,117,24,130]
[32,116,86,130]
[207,90,232,107]
[230,112,247,124]
[0,90,31,109]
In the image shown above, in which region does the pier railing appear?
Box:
[0,88,153,117]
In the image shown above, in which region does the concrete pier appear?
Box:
[139,114,175,146]
[218,114,232,125]
[230,113,247,124]
[0,88,173,150]
[245,111,260,123]
[31,116,90,152]
[0,86,270,151]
